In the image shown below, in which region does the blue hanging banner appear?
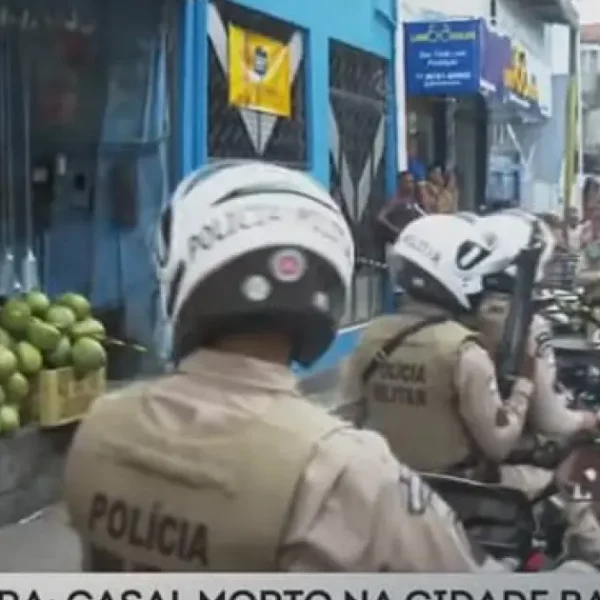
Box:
[404,19,482,96]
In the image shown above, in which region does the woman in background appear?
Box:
[536,212,566,250]
[377,171,424,305]
[440,169,459,214]
[565,206,584,252]
[577,204,600,284]
[581,177,600,247]
[420,164,446,213]
[376,171,423,245]
[421,164,458,214]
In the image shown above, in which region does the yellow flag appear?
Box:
[228,24,291,118]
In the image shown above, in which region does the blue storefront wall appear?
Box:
[534,75,568,193]
[183,0,396,183]
[39,0,171,366]
[182,0,397,378]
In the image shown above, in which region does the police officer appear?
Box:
[340,214,535,474]
[473,210,599,439]
[63,161,500,572]
[471,209,600,566]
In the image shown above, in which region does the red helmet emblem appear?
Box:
[270,249,306,282]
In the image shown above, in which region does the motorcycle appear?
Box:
[534,286,600,407]
[421,437,600,572]
[556,362,600,409]
[421,471,562,571]
[535,287,588,336]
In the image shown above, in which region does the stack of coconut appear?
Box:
[0,291,107,433]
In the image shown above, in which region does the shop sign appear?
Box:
[503,45,539,103]
[404,19,482,96]
[403,18,551,116]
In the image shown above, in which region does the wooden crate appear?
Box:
[29,367,106,428]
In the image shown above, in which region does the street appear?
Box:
[0,390,343,572]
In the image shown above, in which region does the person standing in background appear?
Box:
[406,134,431,213]
[407,134,426,183]
[575,198,600,345]
[440,169,459,214]
[536,213,566,250]
[581,177,600,247]
[565,206,584,252]
[377,171,424,303]
[421,164,448,213]
[583,177,600,220]
[577,202,600,283]
[376,171,423,245]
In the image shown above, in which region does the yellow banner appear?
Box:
[504,46,539,102]
[228,24,291,118]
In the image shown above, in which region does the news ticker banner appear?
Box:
[0,574,597,600]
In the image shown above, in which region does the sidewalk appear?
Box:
[0,504,80,571]
[0,389,343,572]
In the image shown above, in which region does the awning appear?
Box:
[526,0,579,29]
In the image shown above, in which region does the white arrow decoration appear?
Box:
[330,100,385,222]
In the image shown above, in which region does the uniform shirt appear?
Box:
[478,293,586,439]
[66,349,501,572]
[454,341,531,461]
[527,314,587,437]
[340,301,532,463]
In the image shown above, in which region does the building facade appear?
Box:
[0,0,397,383]
[397,0,577,214]
[581,23,600,172]
[2,0,578,386]
[530,24,581,215]
[182,0,399,379]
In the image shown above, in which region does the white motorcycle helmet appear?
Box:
[389,214,493,312]
[454,211,479,225]
[474,210,555,293]
[155,161,355,365]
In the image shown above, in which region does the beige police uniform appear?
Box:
[477,293,586,438]
[340,299,532,472]
[477,292,600,565]
[64,349,498,572]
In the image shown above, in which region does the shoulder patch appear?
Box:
[398,472,434,515]
[534,330,552,358]
[486,303,507,316]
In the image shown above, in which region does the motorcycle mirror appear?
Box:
[555,442,600,504]
[543,305,560,313]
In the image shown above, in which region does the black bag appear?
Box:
[422,472,535,563]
